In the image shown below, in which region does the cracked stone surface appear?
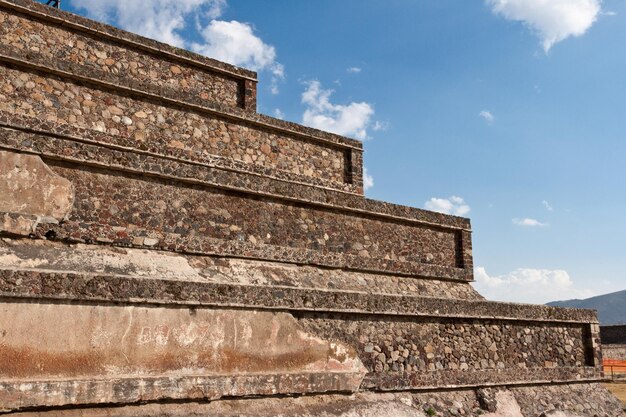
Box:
[0,238,482,300]
[0,150,74,221]
[6,384,624,416]
[0,303,366,411]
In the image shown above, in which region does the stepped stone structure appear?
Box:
[602,326,626,364]
[0,1,623,415]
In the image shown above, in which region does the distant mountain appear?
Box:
[547,289,626,325]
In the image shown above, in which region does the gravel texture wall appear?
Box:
[0,65,355,191]
[25,161,468,280]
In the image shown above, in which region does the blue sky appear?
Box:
[57,0,626,304]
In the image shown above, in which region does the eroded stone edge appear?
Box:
[0,150,74,229]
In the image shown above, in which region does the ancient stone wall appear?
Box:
[0,65,352,189]
[300,315,592,379]
[0,9,251,110]
[0,1,622,416]
[0,0,364,194]
[603,344,626,361]
[0,127,471,280]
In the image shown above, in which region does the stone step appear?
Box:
[0,125,463,230]
[0,238,604,412]
[0,149,472,280]
[0,238,482,302]
[0,61,362,194]
[5,383,625,417]
[0,273,603,410]
[0,0,257,111]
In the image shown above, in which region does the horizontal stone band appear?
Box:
[0,269,596,323]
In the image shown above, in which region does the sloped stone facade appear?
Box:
[0,1,622,416]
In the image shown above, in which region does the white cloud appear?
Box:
[479,110,495,124]
[486,0,602,52]
[273,108,285,120]
[347,67,362,73]
[542,200,554,211]
[192,20,283,77]
[372,121,389,132]
[72,0,226,48]
[424,196,470,216]
[269,63,285,94]
[73,0,283,89]
[512,218,547,227]
[363,167,374,191]
[473,266,595,304]
[301,80,374,140]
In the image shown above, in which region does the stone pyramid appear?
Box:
[0,0,623,415]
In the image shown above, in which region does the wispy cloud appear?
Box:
[72,0,225,48]
[269,63,284,94]
[372,120,389,132]
[473,266,594,304]
[301,80,374,140]
[73,0,284,91]
[479,110,495,124]
[513,218,547,227]
[486,0,602,52]
[542,200,553,211]
[363,167,374,191]
[347,67,362,74]
[425,196,470,216]
[273,108,285,120]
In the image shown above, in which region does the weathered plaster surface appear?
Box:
[0,238,203,281]
[0,150,73,220]
[0,239,481,300]
[1,212,40,236]
[0,303,366,410]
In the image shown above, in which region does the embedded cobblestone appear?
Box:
[0,10,245,109]
[0,65,349,188]
[299,314,590,375]
[39,163,463,277]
